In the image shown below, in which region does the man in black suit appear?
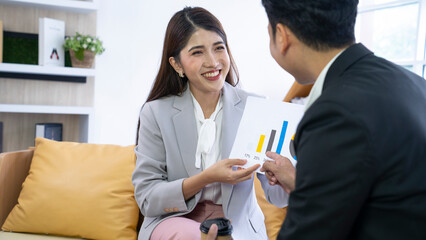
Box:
[260,0,426,239]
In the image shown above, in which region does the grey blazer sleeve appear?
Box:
[132,102,189,218]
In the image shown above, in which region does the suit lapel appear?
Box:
[173,88,201,177]
[221,83,245,215]
[221,83,244,158]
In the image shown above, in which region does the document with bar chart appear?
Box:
[229,96,304,173]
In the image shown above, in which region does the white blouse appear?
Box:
[191,92,223,204]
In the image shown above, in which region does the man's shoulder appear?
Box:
[321,53,425,108]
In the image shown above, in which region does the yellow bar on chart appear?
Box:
[256,135,266,153]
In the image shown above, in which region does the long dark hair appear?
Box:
[136,6,239,144]
[146,6,239,102]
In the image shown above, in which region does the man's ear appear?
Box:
[169,57,183,74]
[275,23,291,54]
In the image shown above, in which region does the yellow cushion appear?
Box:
[2,138,139,240]
[254,175,287,240]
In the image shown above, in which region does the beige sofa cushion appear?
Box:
[0,231,82,240]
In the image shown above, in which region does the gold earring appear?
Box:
[179,72,185,78]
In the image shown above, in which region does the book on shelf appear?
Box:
[35,123,63,142]
[0,122,3,153]
[0,20,3,63]
[38,18,65,67]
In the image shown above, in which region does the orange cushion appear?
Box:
[254,175,287,240]
[2,138,139,240]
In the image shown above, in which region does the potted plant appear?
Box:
[63,32,105,68]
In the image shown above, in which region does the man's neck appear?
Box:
[296,45,349,85]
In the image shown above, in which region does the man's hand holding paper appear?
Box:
[260,152,296,193]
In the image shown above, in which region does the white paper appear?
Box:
[229,96,304,173]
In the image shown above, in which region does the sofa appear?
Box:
[0,147,287,240]
[0,81,312,240]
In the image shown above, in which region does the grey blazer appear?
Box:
[132,82,288,240]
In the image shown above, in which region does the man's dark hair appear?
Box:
[262,0,358,51]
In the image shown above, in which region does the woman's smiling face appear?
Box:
[175,28,230,98]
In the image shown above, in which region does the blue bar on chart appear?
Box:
[276,121,288,154]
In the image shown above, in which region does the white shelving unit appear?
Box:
[0,104,93,115]
[0,63,96,77]
[0,0,99,13]
[0,0,98,150]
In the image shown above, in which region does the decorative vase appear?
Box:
[69,50,95,68]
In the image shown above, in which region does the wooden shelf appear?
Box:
[0,104,94,115]
[0,0,98,13]
[0,63,95,83]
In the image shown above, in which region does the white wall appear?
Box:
[94,0,294,145]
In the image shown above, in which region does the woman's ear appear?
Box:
[169,57,183,75]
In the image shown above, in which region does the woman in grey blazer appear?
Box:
[132,7,288,240]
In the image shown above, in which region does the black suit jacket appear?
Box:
[278,43,426,239]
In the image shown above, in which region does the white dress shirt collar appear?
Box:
[304,49,345,111]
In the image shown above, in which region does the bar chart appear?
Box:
[255,121,288,155]
[229,97,304,173]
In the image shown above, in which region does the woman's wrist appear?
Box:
[198,168,214,186]
[182,170,213,200]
